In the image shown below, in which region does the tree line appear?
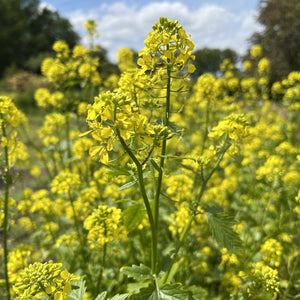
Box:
[0,0,299,83]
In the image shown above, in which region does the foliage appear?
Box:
[191,47,239,79]
[249,0,300,83]
[1,17,300,300]
[0,0,79,76]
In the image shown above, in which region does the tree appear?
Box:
[191,47,239,80]
[249,0,300,83]
[0,0,79,76]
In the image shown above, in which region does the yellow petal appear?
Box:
[89,145,102,157]
[188,64,196,73]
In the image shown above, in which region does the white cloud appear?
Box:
[67,1,261,62]
[39,2,57,13]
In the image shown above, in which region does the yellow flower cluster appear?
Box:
[84,205,127,248]
[40,40,101,88]
[138,17,195,73]
[86,91,171,163]
[0,96,27,128]
[0,96,28,166]
[250,44,263,59]
[250,262,279,295]
[260,239,283,267]
[34,89,67,109]
[13,261,78,299]
[51,170,81,194]
[7,244,33,284]
[208,113,249,142]
[117,48,136,72]
[38,113,66,146]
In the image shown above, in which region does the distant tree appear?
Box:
[0,0,79,76]
[249,0,300,83]
[191,47,239,79]
[94,46,120,80]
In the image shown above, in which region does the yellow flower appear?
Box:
[53,40,70,59]
[51,170,81,194]
[258,58,270,75]
[84,205,127,248]
[250,44,262,59]
[13,261,78,299]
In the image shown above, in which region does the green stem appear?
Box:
[2,123,11,300]
[68,191,84,249]
[66,113,71,168]
[96,237,107,294]
[163,142,231,284]
[116,130,157,273]
[152,66,172,273]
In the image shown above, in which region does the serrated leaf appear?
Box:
[205,212,242,253]
[95,292,107,300]
[121,264,153,282]
[131,283,192,300]
[110,294,129,300]
[123,203,146,230]
[204,205,223,214]
[119,180,137,191]
[68,279,86,300]
[157,284,192,300]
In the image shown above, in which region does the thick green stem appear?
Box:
[2,123,11,300]
[153,66,172,273]
[116,130,157,273]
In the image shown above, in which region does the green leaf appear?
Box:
[119,180,137,191]
[95,292,129,300]
[95,292,107,300]
[133,283,192,300]
[186,285,207,300]
[110,294,129,300]
[68,279,86,300]
[123,203,146,230]
[205,212,242,253]
[204,205,223,214]
[105,163,132,177]
[121,264,153,282]
[157,284,192,300]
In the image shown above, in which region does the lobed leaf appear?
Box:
[205,212,242,253]
[121,264,153,282]
[68,279,86,300]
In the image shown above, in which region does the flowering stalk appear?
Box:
[1,121,11,300]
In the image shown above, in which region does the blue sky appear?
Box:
[41,0,262,62]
